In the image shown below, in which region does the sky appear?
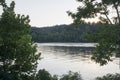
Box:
[2,0,81,27]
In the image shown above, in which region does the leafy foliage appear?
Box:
[0,1,40,80]
[36,70,82,80]
[68,0,120,25]
[96,73,120,80]
[60,71,82,80]
[36,69,58,80]
[83,25,120,65]
[36,69,52,80]
[68,0,120,66]
[0,0,6,7]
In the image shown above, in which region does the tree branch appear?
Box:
[114,4,120,25]
[103,4,113,25]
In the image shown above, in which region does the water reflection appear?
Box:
[38,46,95,61]
[37,43,120,80]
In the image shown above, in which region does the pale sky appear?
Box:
[3,0,80,27]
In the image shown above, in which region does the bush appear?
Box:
[35,70,83,80]
[96,73,120,80]
[60,71,82,80]
[36,69,53,80]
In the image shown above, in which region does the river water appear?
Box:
[37,43,120,80]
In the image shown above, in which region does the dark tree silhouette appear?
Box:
[68,0,120,65]
[0,1,40,80]
[67,0,120,25]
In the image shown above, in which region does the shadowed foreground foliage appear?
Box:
[60,71,82,80]
[96,73,120,80]
[83,26,120,65]
[0,1,40,80]
[35,69,120,80]
[68,0,120,66]
[36,69,82,80]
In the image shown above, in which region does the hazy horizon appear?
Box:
[0,0,81,27]
[0,0,115,27]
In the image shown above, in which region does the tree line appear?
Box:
[30,24,101,43]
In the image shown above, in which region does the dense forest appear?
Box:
[31,24,101,43]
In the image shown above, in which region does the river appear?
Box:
[37,43,120,80]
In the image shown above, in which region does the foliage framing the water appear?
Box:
[0,1,40,80]
[68,0,120,65]
[84,26,120,65]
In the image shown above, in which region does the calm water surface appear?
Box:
[37,43,120,80]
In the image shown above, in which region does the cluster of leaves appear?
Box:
[0,0,6,7]
[0,1,41,80]
[68,0,120,25]
[60,71,82,80]
[36,70,82,80]
[96,73,120,80]
[36,69,58,80]
[33,69,120,80]
[67,0,101,24]
[83,25,120,65]
[68,0,120,66]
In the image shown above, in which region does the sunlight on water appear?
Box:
[37,43,97,47]
[37,43,120,80]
